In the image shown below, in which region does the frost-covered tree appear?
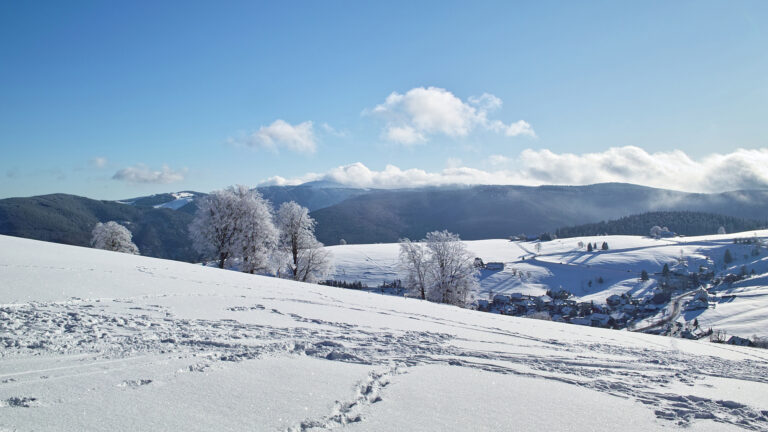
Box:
[650,225,663,238]
[399,231,477,307]
[190,187,240,268]
[189,185,277,270]
[231,186,278,274]
[91,221,139,255]
[425,230,477,306]
[294,238,334,283]
[398,238,429,300]
[717,226,726,235]
[276,201,332,282]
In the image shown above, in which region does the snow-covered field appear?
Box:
[328,231,768,338]
[2,235,768,431]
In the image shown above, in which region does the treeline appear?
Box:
[555,211,767,239]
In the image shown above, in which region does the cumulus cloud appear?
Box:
[367,87,535,144]
[89,157,108,168]
[112,164,186,184]
[231,119,317,154]
[257,147,768,193]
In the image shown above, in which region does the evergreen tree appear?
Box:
[641,270,649,281]
[724,249,733,265]
[662,263,670,278]
[601,241,609,250]
[587,243,593,252]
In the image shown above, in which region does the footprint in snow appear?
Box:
[117,379,153,388]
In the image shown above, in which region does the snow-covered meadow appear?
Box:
[328,231,768,338]
[2,234,768,431]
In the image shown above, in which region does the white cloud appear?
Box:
[321,123,347,138]
[468,93,502,112]
[367,87,535,144]
[446,157,463,169]
[232,119,317,154]
[384,125,426,144]
[489,119,536,137]
[90,157,108,168]
[258,172,323,187]
[488,154,510,166]
[112,164,186,184]
[257,147,768,193]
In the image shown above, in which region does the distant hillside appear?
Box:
[0,194,199,262]
[311,184,768,244]
[118,184,365,214]
[5,184,768,257]
[555,211,768,238]
[256,184,366,211]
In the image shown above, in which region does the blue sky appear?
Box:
[1,1,767,198]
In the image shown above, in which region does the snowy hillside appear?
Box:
[328,231,768,338]
[1,235,768,431]
[152,191,196,210]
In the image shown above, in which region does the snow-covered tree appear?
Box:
[231,185,278,274]
[189,185,277,270]
[717,226,726,235]
[398,238,429,300]
[650,225,663,238]
[190,187,241,268]
[276,201,332,282]
[294,238,334,283]
[398,231,477,307]
[91,221,139,255]
[425,231,477,306]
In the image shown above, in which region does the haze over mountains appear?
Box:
[1,182,766,262]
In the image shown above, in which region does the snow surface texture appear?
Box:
[328,232,768,338]
[1,235,767,431]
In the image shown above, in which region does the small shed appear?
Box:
[485,262,505,271]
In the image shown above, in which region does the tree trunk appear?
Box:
[219,252,227,269]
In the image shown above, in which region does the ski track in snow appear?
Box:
[2,297,768,430]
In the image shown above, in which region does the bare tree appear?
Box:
[276,201,332,281]
[91,221,139,254]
